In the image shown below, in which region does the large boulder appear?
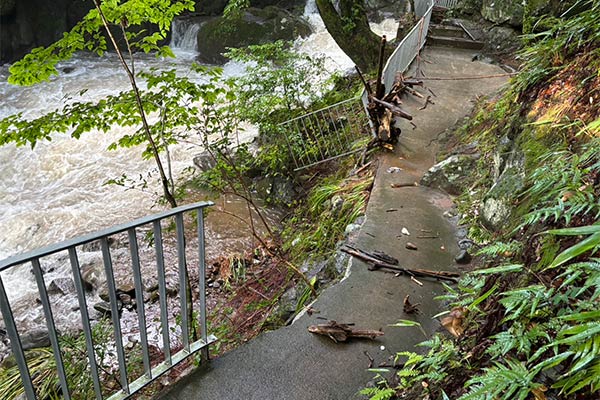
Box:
[196,6,312,64]
[481,0,523,27]
[480,136,525,230]
[365,0,402,22]
[420,154,479,196]
[194,0,305,16]
[454,0,483,15]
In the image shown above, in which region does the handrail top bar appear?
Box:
[0,201,214,271]
[278,96,361,125]
[381,2,434,80]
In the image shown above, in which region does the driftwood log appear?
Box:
[341,245,459,282]
[308,320,384,343]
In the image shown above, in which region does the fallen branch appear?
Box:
[371,97,413,120]
[308,320,384,343]
[341,245,459,282]
[355,65,372,96]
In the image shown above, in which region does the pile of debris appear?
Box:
[358,36,433,144]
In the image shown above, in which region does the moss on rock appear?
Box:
[196,6,312,64]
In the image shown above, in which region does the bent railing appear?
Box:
[281,0,438,166]
[383,0,434,97]
[0,201,216,399]
[434,0,460,9]
[279,97,371,171]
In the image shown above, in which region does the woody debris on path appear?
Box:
[341,245,459,282]
[308,320,384,343]
[356,35,429,144]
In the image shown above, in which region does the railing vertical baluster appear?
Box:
[281,122,300,170]
[301,116,327,161]
[68,247,103,399]
[175,213,190,351]
[196,209,209,360]
[0,276,35,399]
[310,112,331,157]
[339,102,355,146]
[30,258,71,399]
[127,229,151,378]
[153,220,171,364]
[342,100,360,144]
[99,237,129,395]
[323,109,346,152]
[294,119,312,165]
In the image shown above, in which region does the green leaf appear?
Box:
[560,310,600,322]
[367,368,390,373]
[546,224,600,236]
[389,319,421,328]
[471,264,524,275]
[548,232,600,269]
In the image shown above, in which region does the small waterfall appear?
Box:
[170,18,201,51]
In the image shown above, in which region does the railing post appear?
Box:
[197,208,209,360]
[31,258,71,399]
[69,247,104,399]
[128,228,152,379]
[153,220,172,365]
[0,277,36,399]
[100,237,130,395]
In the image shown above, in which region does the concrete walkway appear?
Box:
[160,46,507,400]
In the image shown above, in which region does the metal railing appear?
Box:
[382,0,434,97]
[279,97,371,171]
[434,0,460,9]
[0,202,216,399]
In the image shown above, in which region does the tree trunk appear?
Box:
[315,0,381,72]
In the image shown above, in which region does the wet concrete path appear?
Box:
[160,46,508,400]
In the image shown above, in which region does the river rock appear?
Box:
[454,249,472,264]
[254,176,297,205]
[480,135,525,231]
[94,300,122,317]
[196,6,312,64]
[485,26,520,54]
[193,151,217,171]
[48,277,76,296]
[265,286,299,327]
[80,257,105,292]
[195,0,305,16]
[20,329,50,351]
[365,0,402,22]
[420,154,479,195]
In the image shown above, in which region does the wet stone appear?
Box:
[48,277,76,295]
[454,249,472,264]
[21,329,50,351]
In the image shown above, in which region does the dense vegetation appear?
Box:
[362,1,600,399]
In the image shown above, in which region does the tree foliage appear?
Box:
[8,0,195,86]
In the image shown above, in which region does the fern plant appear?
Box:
[458,358,545,400]
[519,139,600,229]
[475,241,523,258]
